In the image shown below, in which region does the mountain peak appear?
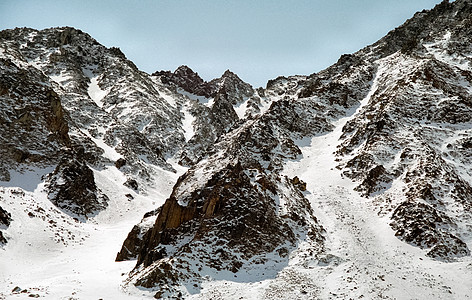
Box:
[221,69,236,77]
[174,65,200,77]
[369,0,472,58]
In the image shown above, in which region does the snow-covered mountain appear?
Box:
[1,0,472,299]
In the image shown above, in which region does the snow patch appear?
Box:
[181,103,195,142]
[0,159,182,299]
[87,76,109,108]
[424,31,471,71]
[178,89,214,107]
[233,98,249,119]
[81,129,123,161]
[159,90,177,107]
[49,71,72,85]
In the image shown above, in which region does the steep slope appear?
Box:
[336,0,472,259]
[154,66,268,165]
[118,29,378,299]
[1,0,472,299]
[119,0,472,298]
[0,25,270,298]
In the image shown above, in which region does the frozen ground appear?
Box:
[0,164,182,299]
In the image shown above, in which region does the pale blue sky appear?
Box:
[0,0,442,87]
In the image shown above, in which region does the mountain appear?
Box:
[1,0,472,299]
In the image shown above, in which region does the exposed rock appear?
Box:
[0,206,11,244]
[116,207,160,261]
[208,69,254,105]
[0,57,72,174]
[124,158,323,296]
[137,162,297,267]
[46,155,108,219]
[390,201,469,259]
[124,178,139,191]
[154,65,212,98]
[291,176,307,191]
[0,206,12,227]
[115,158,126,169]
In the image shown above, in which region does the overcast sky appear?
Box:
[0,0,442,87]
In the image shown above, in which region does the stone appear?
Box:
[46,156,108,219]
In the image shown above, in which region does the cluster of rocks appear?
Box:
[0,206,11,244]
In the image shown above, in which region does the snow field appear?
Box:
[0,161,183,299]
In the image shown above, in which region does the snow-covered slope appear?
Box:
[1,0,472,299]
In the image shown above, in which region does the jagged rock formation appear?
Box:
[0,56,70,179]
[0,206,11,244]
[45,155,109,220]
[153,65,262,165]
[154,66,213,98]
[0,26,266,217]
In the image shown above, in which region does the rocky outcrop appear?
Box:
[45,155,108,220]
[208,69,254,105]
[154,65,213,98]
[0,206,11,244]
[155,66,260,166]
[373,0,472,57]
[124,158,323,297]
[0,57,71,176]
[116,208,160,261]
[154,66,254,104]
[390,201,469,259]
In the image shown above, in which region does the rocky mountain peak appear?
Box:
[221,69,238,79]
[368,0,472,58]
[209,69,254,106]
[153,65,212,97]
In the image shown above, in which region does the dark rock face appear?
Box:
[125,159,323,296]
[154,65,213,98]
[0,57,71,175]
[298,54,374,108]
[116,208,160,261]
[373,0,472,58]
[208,69,254,105]
[157,66,258,166]
[154,66,254,103]
[0,206,11,227]
[0,206,11,244]
[390,201,469,259]
[138,162,296,267]
[209,91,239,132]
[46,155,108,219]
